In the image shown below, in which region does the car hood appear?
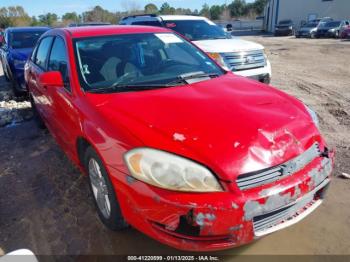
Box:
[86,73,322,181]
[193,38,264,53]
[10,48,32,60]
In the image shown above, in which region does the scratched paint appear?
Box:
[195,213,216,226]
[173,133,186,141]
[244,157,332,221]
[308,158,332,189]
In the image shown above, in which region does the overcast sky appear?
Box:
[2,0,255,16]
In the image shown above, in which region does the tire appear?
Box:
[335,31,339,38]
[84,147,128,231]
[311,32,316,39]
[29,95,46,129]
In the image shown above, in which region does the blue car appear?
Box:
[0,27,50,96]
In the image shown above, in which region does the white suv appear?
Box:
[120,15,272,83]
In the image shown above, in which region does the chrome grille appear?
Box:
[237,143,321,190]
[222,50,266,71]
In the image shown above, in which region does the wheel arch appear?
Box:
[76,136,92,169]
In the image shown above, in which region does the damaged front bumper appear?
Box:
[109,148,334,251]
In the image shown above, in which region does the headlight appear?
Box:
[207,52,228,69]
[13,59,25,68]
[328,29,335,32]
[289,26,293,29]
[124,148,223,192]
[305,105,319,128]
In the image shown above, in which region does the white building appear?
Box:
[264,0,350,32]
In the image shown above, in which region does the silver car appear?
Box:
[296,21,319,38]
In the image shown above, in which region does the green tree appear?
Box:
[253,0,267,15]
[209,5,223,20]
[62,12,79,22]
[228,0,246,17]
[30,16,39,26]
[82,6,117,23]
[175,8,192,15]
[159,2,175,15]
[38,12,58,26]
[200,4,210,18]
[144,3,158,14]
[0,6,31,27]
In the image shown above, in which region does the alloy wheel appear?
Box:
[88,158,111,219]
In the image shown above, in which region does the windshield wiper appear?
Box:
[165,72,220,86]
[88,83,178,94]
[88,73,220,94]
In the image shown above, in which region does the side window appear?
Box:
[34,37,53,70]
[31,44,38,61]
[48,37,70,91]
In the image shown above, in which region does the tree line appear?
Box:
[0,0,267,28]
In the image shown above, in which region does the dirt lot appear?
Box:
[0,36,350,256]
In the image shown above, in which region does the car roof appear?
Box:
[160,15,207,21]
[7,27,50,32]
[61,25,171,38]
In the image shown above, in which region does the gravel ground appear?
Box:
[0,66,32,127]
[0,36,350,256]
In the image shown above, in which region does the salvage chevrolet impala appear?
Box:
[25,26,334,251]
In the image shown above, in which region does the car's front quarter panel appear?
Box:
[106,144,333,251]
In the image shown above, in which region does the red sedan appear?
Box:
[25,26,334,251]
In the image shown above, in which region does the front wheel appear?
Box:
[84,147,128,231]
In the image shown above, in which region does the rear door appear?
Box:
[28,36,54,123]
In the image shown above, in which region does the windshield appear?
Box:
[163,20,228,41]
[9,31,45,49]
[324,21,341,27]
[74,33,224,92]
[279,20,291,25]
[304,22,318,28]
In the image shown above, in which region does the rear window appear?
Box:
[9,31,46,49]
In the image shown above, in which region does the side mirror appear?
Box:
[39,71,64,87]
[226,24,233,32]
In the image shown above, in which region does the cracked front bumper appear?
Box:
[108,151,334,251]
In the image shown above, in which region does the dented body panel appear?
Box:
[25,26,334,251]
[109,150,333,251]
